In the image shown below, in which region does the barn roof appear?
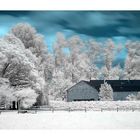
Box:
[67,80,140,92]
[88,80,140,92]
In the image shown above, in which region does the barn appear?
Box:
[66,80,140,102]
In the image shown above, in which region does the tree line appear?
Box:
[0,23,139,108]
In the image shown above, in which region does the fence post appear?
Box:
[101,108,103,112]
[117,107,118,112]
[35,109,37,114]
[85,107,87,112]
[132,108,134,112]
[69,107,71,112]
[52,107,54,113]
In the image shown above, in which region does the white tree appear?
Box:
[110,65,123,80]
[13,87,38,108]
[67,35,83,83]
[101,65,123,80]
[136,92,140,100]
[100,39,123,80]
[50,33,92,100]
[0,34,48,106]
[43,53,54,82]
[101,39,115,80]
[53,32,67,68]
[86,39,102,80]
[86,65,99,80]
[124,41,140,80]
[126,92,140,101]
[0,34,38,87]
[11,23,36,49]
[50,68,72,100]
[104,39,115,71]
[87,39,102,63]
[11,23,49,63]
[67,35,93,83]
[126,94,137,101]
[11,23,50,105]
[0,78,14,108]
[99,81,113,101]
[0,52,7,77]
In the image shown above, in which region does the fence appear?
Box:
[1,106,140,114]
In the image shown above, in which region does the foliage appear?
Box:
[13,87,38,108]
[99,81,113,101]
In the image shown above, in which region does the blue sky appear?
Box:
[0,11,140,66]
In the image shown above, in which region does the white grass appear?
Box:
[0,111,140,129]
[50,101,140,111]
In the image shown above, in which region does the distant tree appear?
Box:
[11,23,48,58]
[126,94,137,101]
[105,39,114,69]
[86,39,101,80]
[50,68,72,100]
[11,23,36,48]
[67,35,93,83]
[110,65,123,80]
[99,81,113,101]
[126,92,140,101]
[87,39,102,63]
[124,41,140,80]
[100,39,124,80]
[43,53,54,82]
[101,65,123,80]
[101,39,115,80]
[0,23,129,103]
[53,32,67,68]
[136,92,140,100]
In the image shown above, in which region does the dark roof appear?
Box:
[88,80,140,92]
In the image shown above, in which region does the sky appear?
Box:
[0,11,140,66]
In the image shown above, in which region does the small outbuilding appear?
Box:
[66,80,140,102]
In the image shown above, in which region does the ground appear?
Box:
[1,101,140,129]
[0,111,140,129]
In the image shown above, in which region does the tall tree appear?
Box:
[86,39,101,80]
[0,34,42,107]
[53,32,67,68]
[67,35,91,83]
[124,41,140,80]
[102,39,115,80]
[11,23,49,105]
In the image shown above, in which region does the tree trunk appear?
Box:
[17,100,20,112]
[36,92,49,106]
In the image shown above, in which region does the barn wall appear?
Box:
[113,92,138,101]
[67,81,99,102]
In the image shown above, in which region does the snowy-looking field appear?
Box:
[1,101,140,129]
[0,111,140,129]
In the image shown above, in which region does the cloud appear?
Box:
[1,11,140,39]
[118,27,140,35]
